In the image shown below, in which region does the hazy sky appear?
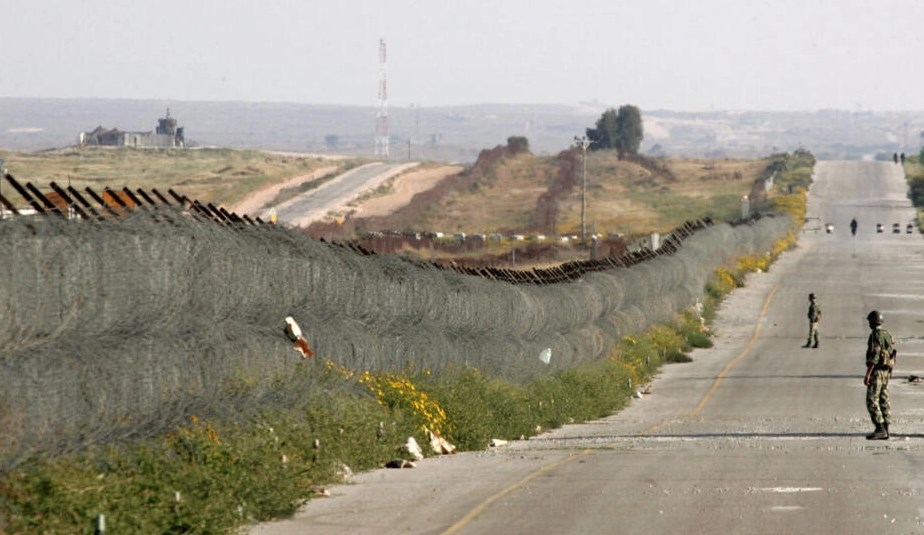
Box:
[2,0,923,111]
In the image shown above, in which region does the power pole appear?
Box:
[574,135,590,241]
[374,38,390,159]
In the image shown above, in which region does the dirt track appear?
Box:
[230,166,339,216]
[230,164,461,220]
[350,165,462,217]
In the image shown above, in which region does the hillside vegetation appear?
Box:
[339,141,767,240]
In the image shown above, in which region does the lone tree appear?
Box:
[614,105,643,154]
[586,105,644,155]
[507,135,530,154]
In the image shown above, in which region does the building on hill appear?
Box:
[79,108,185,148]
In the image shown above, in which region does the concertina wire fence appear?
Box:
[0,198,792,469]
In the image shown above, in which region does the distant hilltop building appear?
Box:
[79,108,185,148]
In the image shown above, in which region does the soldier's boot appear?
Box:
[803,341,812,348]
[866,424,889,440]
[812,341,819,348]
[884,423,890,437]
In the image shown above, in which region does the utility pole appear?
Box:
[574,135,590,241]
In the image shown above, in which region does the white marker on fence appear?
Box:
[97,514,106,534]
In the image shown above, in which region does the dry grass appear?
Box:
[369,151,766,237]
[559,155,764,236]
[0,146,358,208]
[442,154,553,232]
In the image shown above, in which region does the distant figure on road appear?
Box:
[850,218,858,236]
[901,152,906,164]
[893,152,899,164]
[803,293,821,348]
[864,310,895,440]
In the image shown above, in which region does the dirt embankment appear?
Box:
[307,144,521,239]
[533,149,580,234]
[363,145,516,229]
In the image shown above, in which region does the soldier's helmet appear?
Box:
[809,293,816,300]
[867,310,883,325]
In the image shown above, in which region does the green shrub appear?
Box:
[686,331,713,349]
[423,368,529,449]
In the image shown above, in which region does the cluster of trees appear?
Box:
[585,105,643,154]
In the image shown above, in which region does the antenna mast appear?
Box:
[375,38,390,158]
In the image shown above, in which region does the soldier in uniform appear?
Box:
[803,293,821,348]
[864,310,895,440]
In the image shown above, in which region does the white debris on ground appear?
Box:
[427,428,457,454]
[403,437,424,461]
[489,438,508,447]
[335,463,353,479]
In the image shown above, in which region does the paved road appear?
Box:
[270,161,417,227]
[252,161,924,534]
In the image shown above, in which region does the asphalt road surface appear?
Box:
[252,160,924,535]
[271,161,417,227]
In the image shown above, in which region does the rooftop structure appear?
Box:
[79,109,185,148]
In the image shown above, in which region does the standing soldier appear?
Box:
[864,310,895,440]
[803,293,821,348]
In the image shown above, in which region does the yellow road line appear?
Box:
[440,449,591,535]
[690,283,780,416]
[442,283,780,533]
[643,282,780,434]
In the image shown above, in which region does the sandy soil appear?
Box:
[348,165,462,218]
[230,166,339,216]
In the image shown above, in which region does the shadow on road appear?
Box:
[527,432,924,441]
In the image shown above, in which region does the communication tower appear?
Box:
[375,38,390,158]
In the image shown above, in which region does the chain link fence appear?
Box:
[0,210,791,469]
